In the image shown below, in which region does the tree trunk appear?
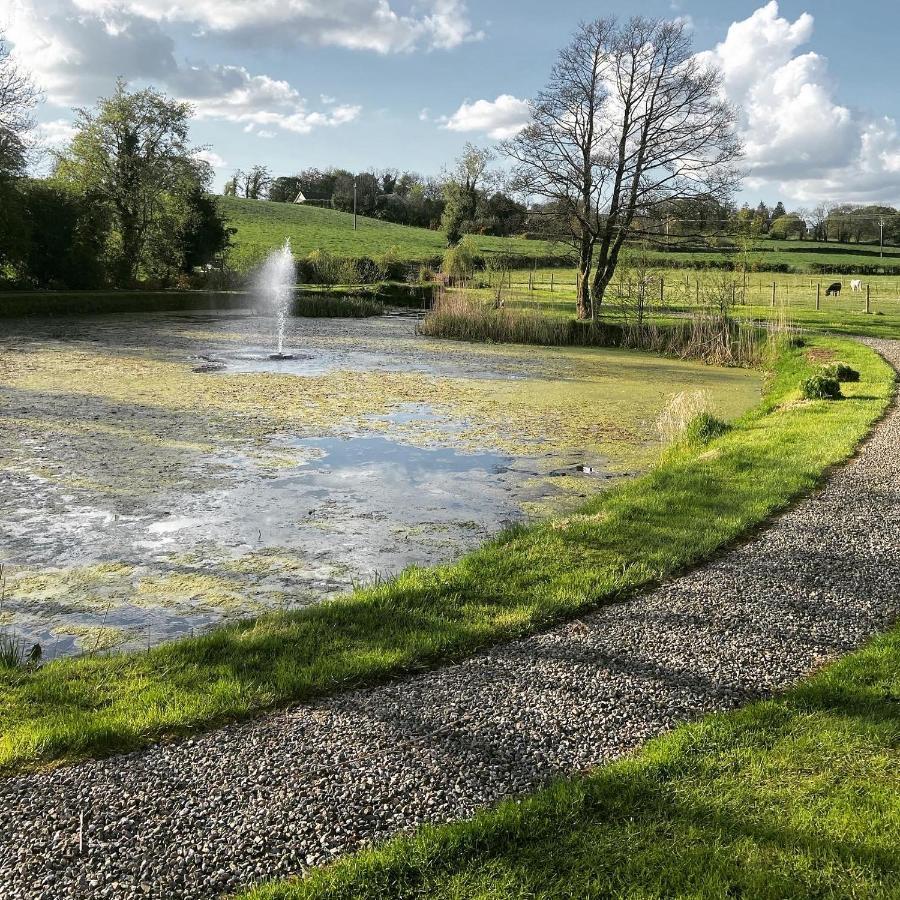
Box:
[576,238,593,320]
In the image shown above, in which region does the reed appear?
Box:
[420,293,768,366]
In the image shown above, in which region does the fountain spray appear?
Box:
[256,239,296,360]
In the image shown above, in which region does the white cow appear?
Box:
[850,279,863,292]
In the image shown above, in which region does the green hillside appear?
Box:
[219,196,562,270]
[220,196,900,275]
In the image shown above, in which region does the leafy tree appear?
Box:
[769,214,807,240]
[269,176,301,203]
[0,34,39,178]
[241,165,272,200]
[56,80,224,285]
[0,34,39,280]
[332,171,378,216]
[20,180,109,288]
[772,201,787,221]
[442,144,495,245]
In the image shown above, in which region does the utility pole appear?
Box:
[353,178,358,231]
[880,218,885,258]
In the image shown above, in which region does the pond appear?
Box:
[0,312,762,658]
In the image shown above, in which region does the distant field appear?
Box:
[641,238,900,272]
[219,196,563,270]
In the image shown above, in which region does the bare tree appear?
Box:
[504,16,742,319]
[0,34,40,176]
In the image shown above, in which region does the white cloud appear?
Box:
[70,0,483,53]
[193,149,227,168]
[0,0,361,138]
[443,94,530,140]
[0,0,177,103]
[171,64,362,134]
[697,1,900,203]
[31,118,79,149]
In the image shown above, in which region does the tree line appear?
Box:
[224,150,530,239]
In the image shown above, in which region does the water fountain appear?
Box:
[257,239,297,360]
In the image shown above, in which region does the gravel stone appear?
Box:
[1,338,899,900]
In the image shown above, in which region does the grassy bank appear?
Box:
[0,337,892,776]
[242,622,900,900]
[0,289,390,319]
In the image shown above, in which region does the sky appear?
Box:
[4,0,900,207]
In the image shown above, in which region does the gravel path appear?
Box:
[2,338,899,900]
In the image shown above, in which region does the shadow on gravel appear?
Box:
[277,630,900,900]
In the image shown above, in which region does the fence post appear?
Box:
[660,277,664,305]
[771,282,776,307]
[866,284,871,314]
[696,279,700,304]
[550,272,554,293]
[816,283,821,310]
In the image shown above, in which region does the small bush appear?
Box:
[802,374,842,400]
[683,412,732,446]
[822,362,861,383]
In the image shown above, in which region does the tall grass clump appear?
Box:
[420,293,767,366]
[291,294,382,318]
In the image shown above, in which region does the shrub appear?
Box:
[822,362,861,383]
[306,248,341,288]
[683,411,732,445]
[338,257,362,287]
[374,245,405,281]
[802,374,842,400]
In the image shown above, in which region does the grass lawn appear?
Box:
[242,622,900,900]
[0,335,892,776]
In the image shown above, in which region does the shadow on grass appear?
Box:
[249,630,900,900]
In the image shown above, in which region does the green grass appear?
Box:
[0,336,892,776]
[241,624,900,900]
[221,197,563,271]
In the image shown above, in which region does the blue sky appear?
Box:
[6,1,900,206]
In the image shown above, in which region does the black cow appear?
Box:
[825,281,843,297]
